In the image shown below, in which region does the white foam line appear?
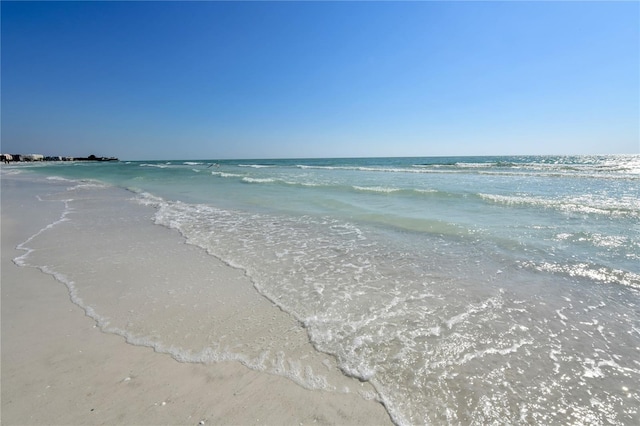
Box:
[11,196,120,350]
[13,198,74,267]
[459,339,534,365]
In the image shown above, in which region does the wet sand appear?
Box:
[1,173,392,426]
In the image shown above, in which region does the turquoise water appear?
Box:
[5,155,640,424]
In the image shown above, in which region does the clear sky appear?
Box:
[2,1,638,160]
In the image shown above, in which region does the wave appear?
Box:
[352,186,439,196]
[238,164,276,168]
[47,176,75,182]
[519,260,640,290]
[352,186,403,194]
[126,157,640,186]
[298,164,434,174]
[242,177,277,183]
[211,171,244,178]
[479,193,640,218]
[140,163,169,168]
[555,232,632,249]
[43,175,110,191]
[0,168,23,175]
[235,175,446,199]
[67,181,110,191]
[293,164,640,180]
[448,156,638,174]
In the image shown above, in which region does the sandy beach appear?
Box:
[1,173,392,426]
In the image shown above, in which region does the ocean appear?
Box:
[4,155,640,425]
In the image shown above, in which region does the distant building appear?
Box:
[1,153,116,162]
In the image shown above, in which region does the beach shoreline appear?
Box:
[3,153,638,424]
[1,173,392,426]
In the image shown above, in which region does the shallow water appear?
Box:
[5,155,640,425]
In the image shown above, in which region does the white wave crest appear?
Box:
[353,186,402,193]
[242,177,276,183]
[520,260,640,289]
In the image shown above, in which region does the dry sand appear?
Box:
[1,174,392,426]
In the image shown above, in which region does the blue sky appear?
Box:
[2,1,638,160]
